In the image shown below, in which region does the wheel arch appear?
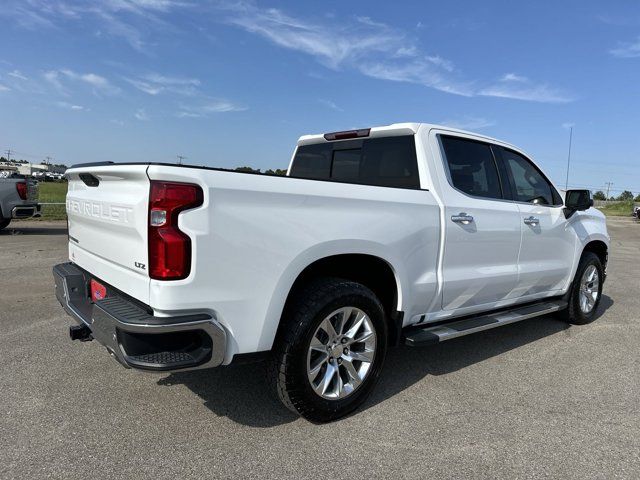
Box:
[285,254,403,345]
[582,239,608,271]
[260,246,406,351]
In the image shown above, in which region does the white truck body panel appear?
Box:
[145,165,441,359]
[62,122,610,364]
[66,165,151,304]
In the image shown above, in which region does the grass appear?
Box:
[36,181,68,220]
[597,200,635,217]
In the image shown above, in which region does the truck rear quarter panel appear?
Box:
[146,165,441,361]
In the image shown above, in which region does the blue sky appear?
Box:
[1,0,639,196]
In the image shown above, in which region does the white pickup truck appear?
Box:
[54,123,609,422]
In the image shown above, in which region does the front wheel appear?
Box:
[269,277,388,422]
[0,218,10,231]
[558,252,604,325]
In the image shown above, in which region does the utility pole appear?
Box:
[5,149,12,162]
[176,155,186,165]
[605,182,613,199]
[44,156,52,165]
[564,126,573,190]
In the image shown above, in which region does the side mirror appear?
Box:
[564,189,593,218]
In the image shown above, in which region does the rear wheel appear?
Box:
[558,252,603,325]
[0,217,10,230]
[269,277,388,422]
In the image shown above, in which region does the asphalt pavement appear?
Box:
[1,218,638,479]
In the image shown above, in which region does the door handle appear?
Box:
[451,212,474,224]
[523,216,539,226]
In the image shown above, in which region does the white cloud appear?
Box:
[134,108,149,120]
[177,99,247,117]
[223,4,569,103]
[501,73,527,82]
[0,83,10,91]
[125,73,200,95]
[0,0,188,51]
[425,55,454,72]
[479,74,573,103]
[45,69,120,95]
[562,122,575,129]
[8,70,27,80]
[318,99,343,111]
[44,70,64,91]
[610,36,640,58]
[360,60,473,96]
[56,101,86,110]
[440,116,495,131]
[5,1,573,104]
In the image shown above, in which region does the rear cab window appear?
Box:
[290,135,420,189]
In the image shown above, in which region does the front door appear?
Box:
[498,147,577,295]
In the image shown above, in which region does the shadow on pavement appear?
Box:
[159,297,614,426]
[158,361,299,428]
[367,298,612,409]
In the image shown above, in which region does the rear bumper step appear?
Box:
[53,262,226,372]
[12,204,42,219]
[403,300,567,347]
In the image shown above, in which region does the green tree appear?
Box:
[234,166,261,174]
[617,190,634,201]
[265,168,287,176]
[593,191,606,201]
[634,194,640,202]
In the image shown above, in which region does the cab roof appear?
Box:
[296,122,515,150]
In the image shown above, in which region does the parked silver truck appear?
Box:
[0,176,41,230]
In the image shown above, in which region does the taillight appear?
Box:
[148,181,203,280]
[16,182,28,200]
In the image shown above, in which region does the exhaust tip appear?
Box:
[69,324,93,342]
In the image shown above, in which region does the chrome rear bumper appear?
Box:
[12,204,42,219]
[53,262,226,371]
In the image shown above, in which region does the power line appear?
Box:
[563,181,638,194]
[1,147,55,161]
[605,182,614,198]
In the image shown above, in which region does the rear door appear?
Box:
[498,148,577,294]
[65,165,151,303]
[436,134,522,311]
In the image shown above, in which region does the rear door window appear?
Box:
[290,135,420,189]
[440,135,503,200]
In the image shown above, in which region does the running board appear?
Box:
[403,300,567,347]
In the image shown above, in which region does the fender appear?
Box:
[257,239,406,351]
[563,208,610,291]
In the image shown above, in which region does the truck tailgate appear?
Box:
[66,165,150,304]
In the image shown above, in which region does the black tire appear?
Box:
[0,217,10,231]
[268,277,388,422]
[557,251,604,325]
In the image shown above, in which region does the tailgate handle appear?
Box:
[79,173,100,187]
